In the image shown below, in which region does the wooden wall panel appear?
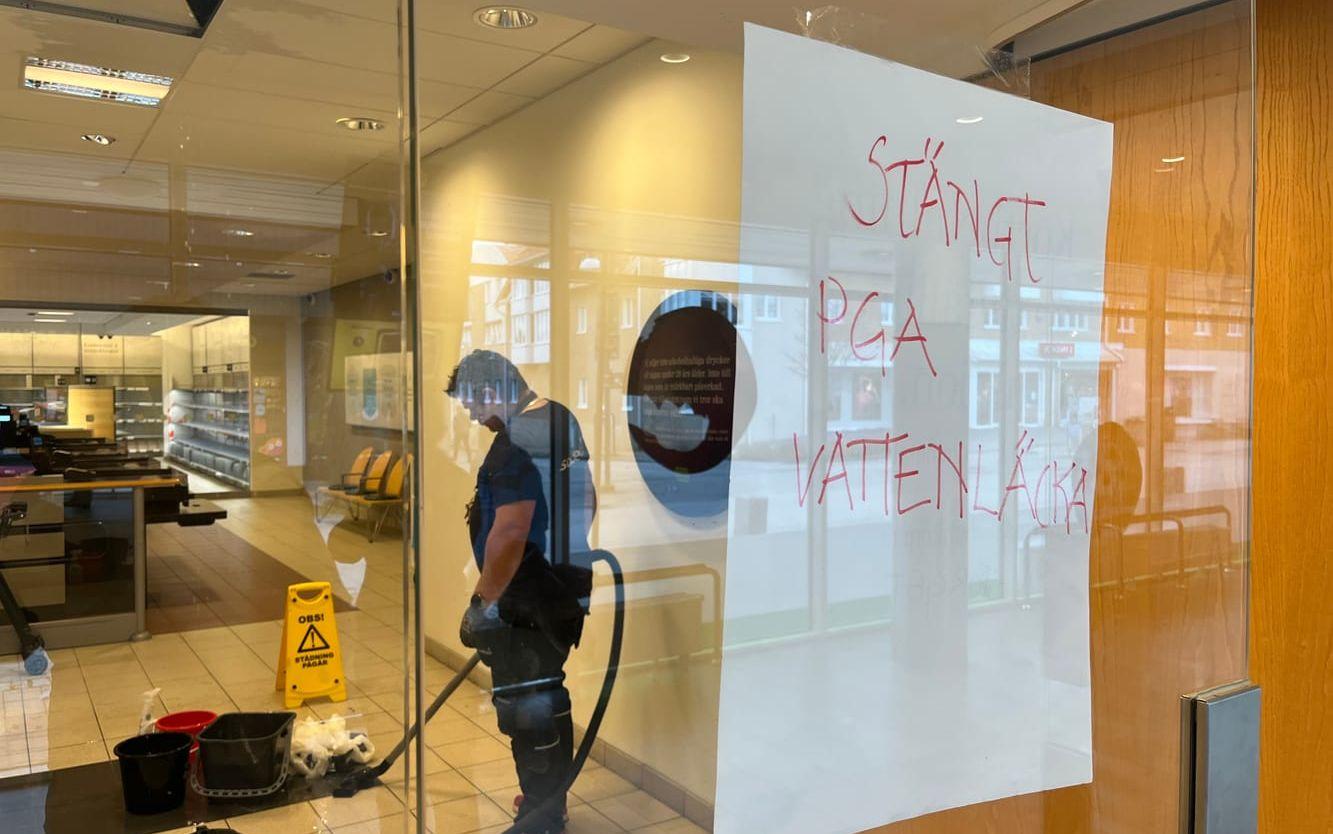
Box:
[1254,0,1333,830]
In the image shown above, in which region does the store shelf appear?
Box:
[170,436,249,463]
[178,421,248,439]
[174,403,248,414]
[179,387,249,394]
[164,453,248,488]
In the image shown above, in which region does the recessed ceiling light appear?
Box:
[175,261,201,268]
[335,116,385,131]
[368,230,390,238]
[33,318,67,323]
[660,53,691,64]
[1162,155,1186,164]
[223,228,254,238]
[1153,167,1175,173]
[81,133,115,145]
[308,252,333,259]
[25,57,173,107]
[475,6,537,29]
[36,311,74,316]
[956,116,984,125]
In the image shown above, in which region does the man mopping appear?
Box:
[447,349,596,834]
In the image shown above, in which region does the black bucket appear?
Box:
[196,712,295,795]
[113,732,192,814]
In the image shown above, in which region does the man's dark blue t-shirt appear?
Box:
[467,397,595,572]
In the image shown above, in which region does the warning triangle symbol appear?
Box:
[297,623,331,654]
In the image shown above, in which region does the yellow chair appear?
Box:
[346,454,411,542]
[315,446,375,519]
[332,446,373,491]
[356,450,395,496]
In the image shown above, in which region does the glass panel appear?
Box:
[0,1,412,832]
[412,2,1250,834]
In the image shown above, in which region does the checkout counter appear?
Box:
[0,416,226,653]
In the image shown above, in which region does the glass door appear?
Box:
[405,1,1252,832]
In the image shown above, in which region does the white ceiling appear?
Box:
[0,306,202,336]
[0,0,1188,306]
[0,0,648,304]
[0,0,648,184]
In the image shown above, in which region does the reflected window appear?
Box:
[1021,369,1043,426]
[1117,315,1136,333]
[513,314,530,345]
[577,378,588,409]
[881,300,894,326]
[535,310,550,345]
[1053,311,1089,331]
[756,294,781,321]
[1195,318,1212,336]
[973,371,998,427]
[984,307,1000,329]
[1020,309,1030,330]
[576,306,588,334]
[620,296,635,328]
[852,375,881,420]
[1167,372,1213,420]
[1227,320,1244,337]
[485,321,504,345]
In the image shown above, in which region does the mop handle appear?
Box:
[374,651,481,775]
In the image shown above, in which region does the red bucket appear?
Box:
[155,710,217,762]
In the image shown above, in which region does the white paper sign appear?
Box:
[717,25,1114,834]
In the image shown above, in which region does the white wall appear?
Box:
[419,42,744,799]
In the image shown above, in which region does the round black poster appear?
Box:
[626,292,752,516]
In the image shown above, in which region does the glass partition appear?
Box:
[411,2,1252,833]
[0,0,413,830]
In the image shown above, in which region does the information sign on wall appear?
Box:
[717,25,1114,834]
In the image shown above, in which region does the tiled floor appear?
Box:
[0,494,704,833]
[147,523,354,633]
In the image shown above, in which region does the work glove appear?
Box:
[460,594,505,657]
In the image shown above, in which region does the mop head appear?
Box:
[332,765,382,798]
[23,647,48,676]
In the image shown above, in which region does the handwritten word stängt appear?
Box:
[846,135,1048,284]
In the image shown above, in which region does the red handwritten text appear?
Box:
[793,429,1090,533]
[846,136,1048,284]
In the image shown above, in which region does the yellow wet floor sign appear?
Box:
[276,581,347,708]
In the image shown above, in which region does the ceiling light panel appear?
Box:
[24,58,174,107]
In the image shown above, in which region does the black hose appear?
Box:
[502,549,625,834]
